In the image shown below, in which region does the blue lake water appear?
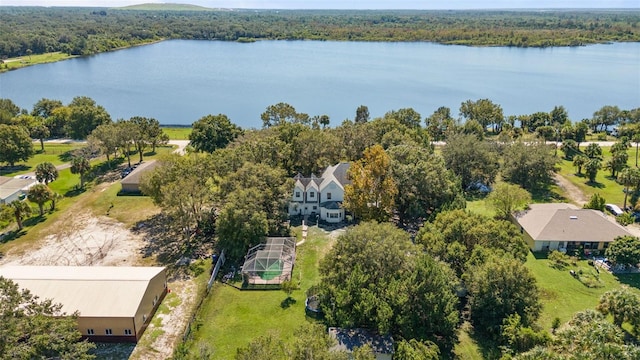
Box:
[1,40,638,128]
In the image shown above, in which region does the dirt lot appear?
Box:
[0,206,196,360]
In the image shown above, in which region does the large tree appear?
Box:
[216,188,269,263]
[384,108,422,128]
[189,114,243,153]
[261,102,305,127]
[141,154,217,238]
[35,162,58,185]
[354,105,370,123]
[388,144,463,224]
[502,141,557,191]
[87,122,120,168]
[459,98,504,132]
[416,210,529,277]
[465,254,542,340]
[319,222,460,352]
[0,277,95,359]
[0,124,34,166]
[64,96,111,139]
[487,183,531,219]
[425,106,455,141]
[344,144,397,222]
[441,133,499,191]
[27,183,53,216]
[605,236,640,267]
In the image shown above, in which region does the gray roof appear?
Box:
[0,176,37,201]
[121,160,159,186]
[294,163,351,191]
[320,201,342,210]
[329,327,394,354]
[515,203,632,243]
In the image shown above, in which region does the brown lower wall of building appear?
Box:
[136,286,168,341]
[82,335,137,343]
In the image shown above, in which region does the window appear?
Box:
[105,329,113,335]
[327,192,332,200]
[312,206,317,210]
[309,192,315,198]
[295,191,300,197]
[329,213,340,218]
[124,329,132,335]
[87,329,95,335]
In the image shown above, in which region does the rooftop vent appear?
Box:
[569,215,578,220]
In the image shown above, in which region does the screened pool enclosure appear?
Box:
[241,237,296,286]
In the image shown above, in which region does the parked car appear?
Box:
[605,204,624,216]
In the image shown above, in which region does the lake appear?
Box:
[0,40,638,128]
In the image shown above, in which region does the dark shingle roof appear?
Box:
[329,327,394,354]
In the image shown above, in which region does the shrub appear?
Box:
[616,212,634,226]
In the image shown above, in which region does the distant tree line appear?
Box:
[1,7,640,58]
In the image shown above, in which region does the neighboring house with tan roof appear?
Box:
[288,162,350,223]
[514,203,633,253]
[120,160,159,193]
[0,266,167,342]
[0,175,37,204]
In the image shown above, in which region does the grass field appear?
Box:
[524,252,640,331]
[0,143,83,177]
[1,52,75,73]
[185,226,334,359]
[163,127,192,140]
[556,146,636,207]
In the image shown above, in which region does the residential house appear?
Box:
[514,203,633,253]
[288,162,350,223]
[329,327,394,360]
[0,266,167,343]
[0,175,37,204]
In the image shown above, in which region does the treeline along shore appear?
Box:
[1,6,640,59]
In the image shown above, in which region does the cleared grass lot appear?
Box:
[185,227,335,359]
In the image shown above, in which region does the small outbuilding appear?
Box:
[0,175,37,204]
[120,160,160,193]
[329,327,394,360]
[241,237,296,286]
[0,266,167,343]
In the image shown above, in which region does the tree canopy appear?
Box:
[189,114,243,153]
[319,222,460,352]
[0,276,95,359]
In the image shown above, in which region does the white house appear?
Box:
[288,163,350,223]
[0,175,37,205]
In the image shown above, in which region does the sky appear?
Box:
[2,0,639,9]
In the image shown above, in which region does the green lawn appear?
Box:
[0,52,75,73]
[0,143,83,177]
[186,227,333,359]
[525,252,640,330]
[163,127,192,140]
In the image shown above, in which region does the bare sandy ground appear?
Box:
[0,211,195,360]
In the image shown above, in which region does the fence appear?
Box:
[182,250,226,342]
[207,249,225,292]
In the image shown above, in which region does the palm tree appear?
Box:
[35,162,58,185]
[633,133,640,167]
[27,184,52,216]
[3,200,33,230]
[597,287,640,328]
[573,154,589,175]
[49,192,63,211]
[618,168,640,210]
[70,156,91,188]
